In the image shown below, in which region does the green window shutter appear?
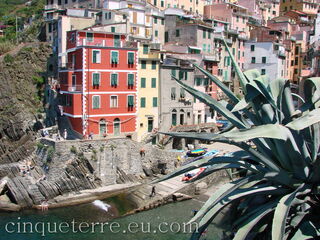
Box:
[171,69,176,77]
[176,29,180,37]
[141,60,146,69]
[232,48,235,56]
[184,71,188,80]
[128,74,134,86]
[128,95,134,106]
[111,27,115,33]
[227,57,231,66]
[161,1,164,7]
[151,61,156,70]
[93,51,97,63]
[203,44,206,52]
[111,51,118,64]
[223,70,228,81]
[204,78,209,86]
[87,32,93,42]
[161,19,164,25]
[143,45,148,54]
[152,97,157,107]
[93,73,100,86]
[92,96,100,109]
[155,30,158,37]
[208,31,211,39]
[203,29,206,38]
[207,44,210,53]
[111,74,118,86]
[262,57,266,63]
[180,88,185,98]
[114,35,120,47]
[196,78,201,86]
[154,18,157,24]
[151,78,156,88]
[140,97,146,107]
[128,52,134,64]
[141,77,146,88]
[179,70,184,80]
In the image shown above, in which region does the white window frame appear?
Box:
[92,72,100,86]
[92,49,101,64]
[110,95,118,108]
[92,95,101,109]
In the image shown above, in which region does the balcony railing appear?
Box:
[77,38,138,48]
[67,85,82,92]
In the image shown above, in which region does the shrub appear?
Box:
[3,54,14,63]
[70,145,77,154]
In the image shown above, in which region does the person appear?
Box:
[150,186,156,197]
[63,129,68,140]
[192,209,198,216]
[140,148,145,158]
[103,131,107,138]
[89,132,93,140]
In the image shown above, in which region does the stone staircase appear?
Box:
[57,115,80,140]
[23,176,45,205]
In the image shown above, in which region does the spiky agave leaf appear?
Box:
[158,41,320,239]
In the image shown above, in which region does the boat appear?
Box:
[182,167,207,182]
[186,148,207,157]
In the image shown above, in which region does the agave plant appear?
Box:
[159,39,320,240]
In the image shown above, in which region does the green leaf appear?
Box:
[233,199,279,240]
[232,98,249,112]
[192,63,239,103]
[172,76,247,129]
[286,108,320,131]
[222,38,248,91]
[218,124,291,142]
[304,77,320,108]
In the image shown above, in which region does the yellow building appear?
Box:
[136,43,160,143]
[149,0,205,15]
[280,0,319,15]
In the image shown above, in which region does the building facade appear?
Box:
[59,30,138,138]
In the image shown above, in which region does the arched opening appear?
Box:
[99,119,106,136]
[179,109,185,125]
[171,109,177,126]
[113,118,120,136]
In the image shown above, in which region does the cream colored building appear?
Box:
[136,43,160,143]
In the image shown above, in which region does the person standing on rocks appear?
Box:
[150,186,156,198]
[140,148,145,158]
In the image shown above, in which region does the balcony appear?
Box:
[77,38,138,48]
[64,85,82,92]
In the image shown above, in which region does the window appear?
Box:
[128,74,134,87]
[236,16,239,22]
[251,57,256,63]
[179,70,184,80]
[127,95,134,107]
[114,35,120,47]
[180,88,185,98]
[295,57,298,65]
[294,68,298,74]
[171,87,176,100]
[165,31,168,42]
[152,97,158,107]
[176,29,180,37]
[195,78,202,86]
[153,0,157,5]
[110,95,118,108]
[262,57,266,63]
[261,69,266,75]
[250,45,255,51]
[111,51,119,64]
[143,44,149,54]
[171,69,176,78]
[151,61,156,70]
[128,52,134,64]
[161,19,164,25]
[232,48,235,56]
[203,44,206,52]
[242,17,245,23]
[203,29,206,38]
[207,44,210,53]
[295,46,299,54]
[141,60,146,69]
[92,95,100,109]
[141,77,146,88]
[92,50,101,63]
[208,31,211,39]
[151,78,156,88]
[238,51,240,60]
[155,30,158,37]
[92,73,100,86]
[87,32,93,42]
[161,0,164,7]
[111,27,115,33]
[111,73,118,86]
[140,97,146,108]
[109,12,112,19]
[154,17,157,24]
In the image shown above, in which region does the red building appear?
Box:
[59,30,138,139]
